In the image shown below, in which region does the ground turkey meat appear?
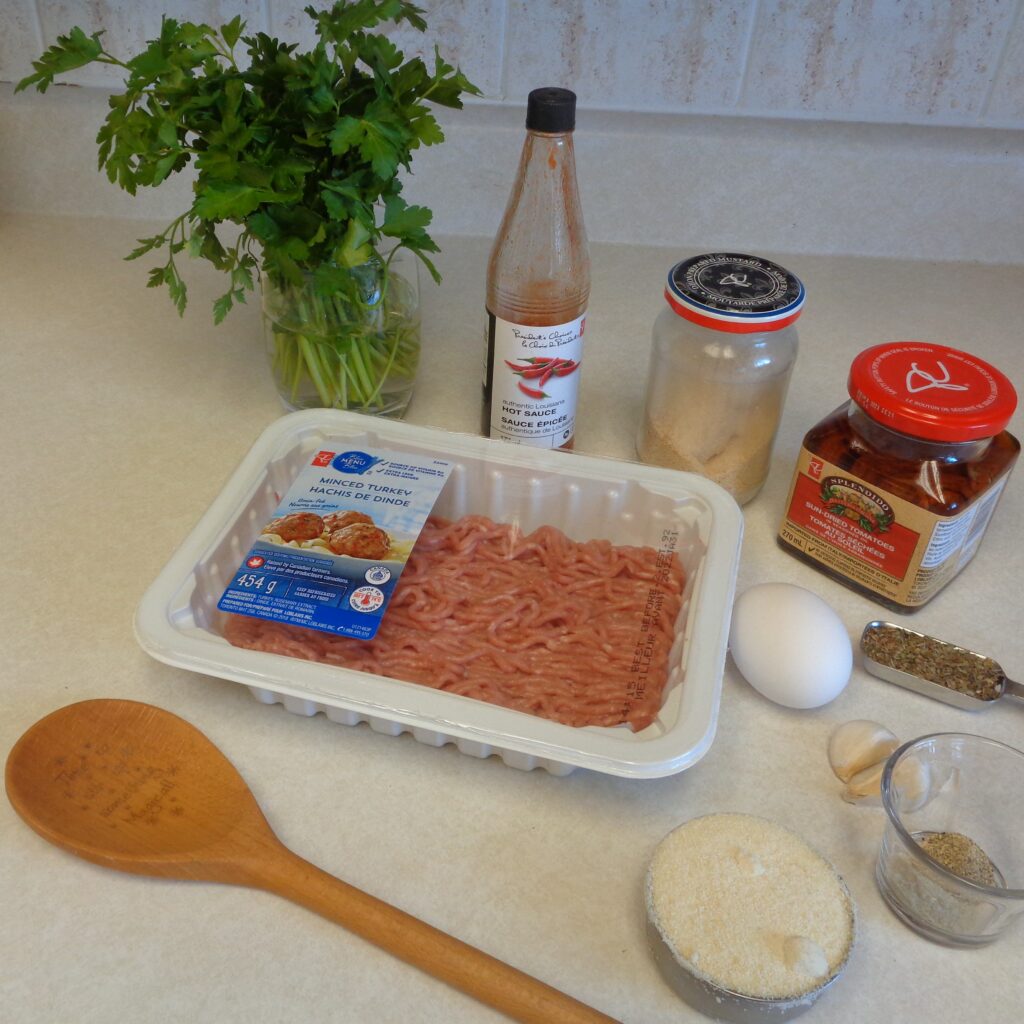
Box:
[262,512,325,542]
[323,509,374,533]
[328,523,390,559]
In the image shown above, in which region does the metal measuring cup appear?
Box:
[860,621,1024,711]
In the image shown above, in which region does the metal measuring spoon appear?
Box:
[860,621,1024,711]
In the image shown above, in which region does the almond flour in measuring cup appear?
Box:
[778,341,1019,611]
[646,813,855,1014]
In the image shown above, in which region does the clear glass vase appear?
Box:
[263,250,420,418]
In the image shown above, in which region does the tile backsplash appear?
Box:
[3,0,1024,129]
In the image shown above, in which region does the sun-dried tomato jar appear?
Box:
[778,341,1019,611]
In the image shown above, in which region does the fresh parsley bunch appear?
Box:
[18,0,479,323]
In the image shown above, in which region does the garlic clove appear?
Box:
[783,936,828,979]
[841,760,886,804]
[889,754,933,812]
[733,846,766,877]
[828,720,899,783]
[842,752,931,808]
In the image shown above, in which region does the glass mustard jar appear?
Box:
[636,253,805,504]
[778,341,1019,611]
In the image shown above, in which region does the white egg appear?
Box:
[729,583,852,709]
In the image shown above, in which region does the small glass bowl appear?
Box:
[877,733,1024,946]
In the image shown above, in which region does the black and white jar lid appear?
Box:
[665,253,805,333]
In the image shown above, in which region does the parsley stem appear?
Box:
[337,354,349,409]
[297,334,334,407]
[364,320,405,407]
[210,39,238,70]
[288,335,304,401]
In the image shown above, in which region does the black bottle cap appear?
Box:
[526,88,576,132]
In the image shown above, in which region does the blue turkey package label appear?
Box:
[217,446,453,640]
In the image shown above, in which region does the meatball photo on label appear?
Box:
[262,512,325,542]
[328,523,391,560]
[323,509,373,533]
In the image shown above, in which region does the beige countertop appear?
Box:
[1,211,1022,1023]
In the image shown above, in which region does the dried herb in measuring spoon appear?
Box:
[860,622,1024,709]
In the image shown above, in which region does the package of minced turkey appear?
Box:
[217,446,453,640]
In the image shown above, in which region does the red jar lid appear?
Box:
[849,341,1017,442]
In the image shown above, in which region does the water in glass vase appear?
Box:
[263,250,421,418]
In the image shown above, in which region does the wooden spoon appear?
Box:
[5,699,619,1024]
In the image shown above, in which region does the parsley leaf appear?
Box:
[18,1,479,320]
[15,27,106,93]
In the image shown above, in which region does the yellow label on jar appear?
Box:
[778,447,1008,607]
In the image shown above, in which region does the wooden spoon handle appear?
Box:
[249,846,621,1024]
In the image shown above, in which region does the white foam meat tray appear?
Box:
[135,410,743,778]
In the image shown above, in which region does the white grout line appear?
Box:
[980,0,1024,118]
[30,0,45,50]
[458,90,1024,132]
[734,0,763,110]
[496,0,511,104]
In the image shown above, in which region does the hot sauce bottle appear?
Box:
[778,341,1019,611]
[483,88,590,450]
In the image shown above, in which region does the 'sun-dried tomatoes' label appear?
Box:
[486,312,584,447]
[779,446,1009,606]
